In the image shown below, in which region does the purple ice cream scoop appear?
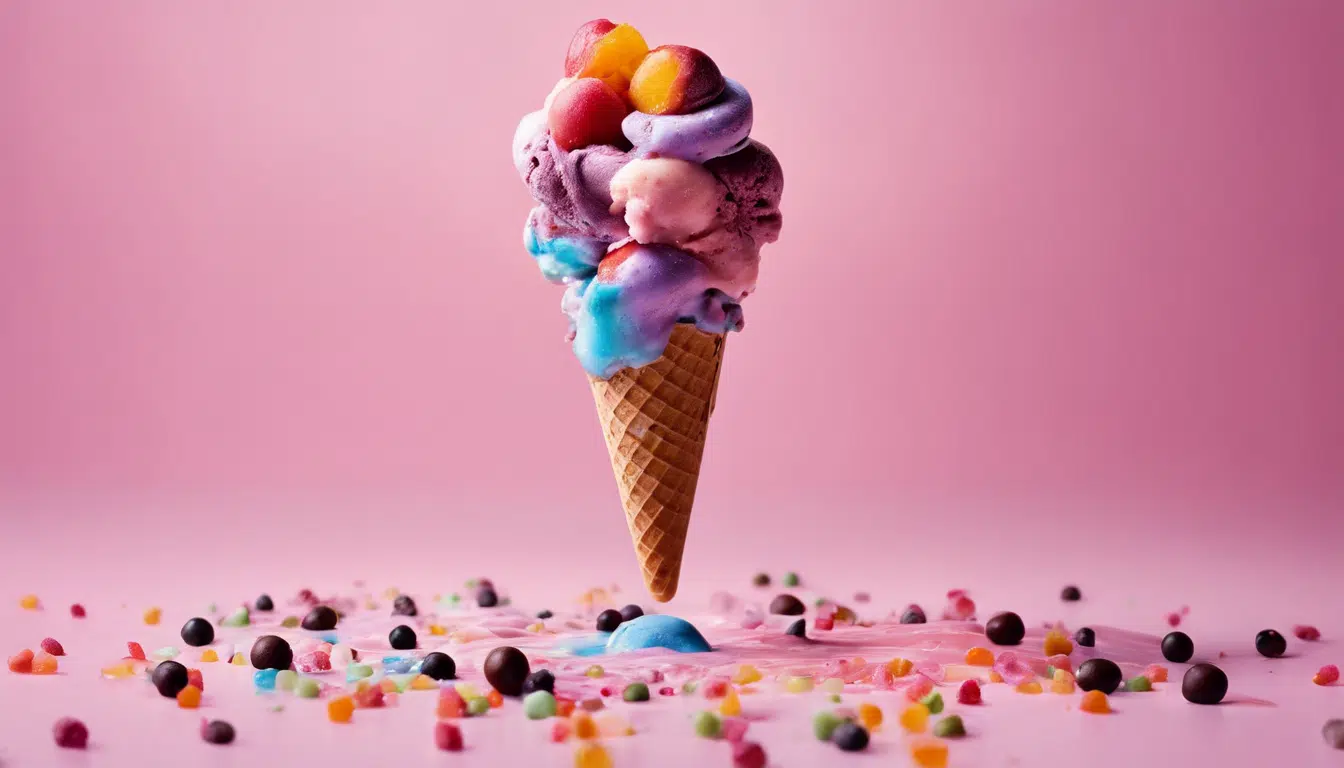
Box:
[622,79,753,164]
[514,110,632,241]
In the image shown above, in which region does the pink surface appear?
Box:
[2,2,1343,764]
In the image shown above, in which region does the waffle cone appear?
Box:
[588,324,726,602]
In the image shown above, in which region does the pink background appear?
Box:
[2,1,1342,605]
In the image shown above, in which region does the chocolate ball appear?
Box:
[393,595,418,617]
[522,669,556,695]
[1162,631,1194,663]
[151,660,189,697]
[985,612,1026,646]
[1182,663,1228,704]
[900,605,927,624]
[619,604,645,622]
[1255,629,1286,658]
[483,646,530,697]
[1076,659,1123,694]
[1074,627,1096,647]
[785,619,807,638]
[476,588,499,608]
[389,625,417,651]
[769,594,805,616]
[595,609,623,632]
[254,594,274,612]
[420,652,456,681]
[301,605,338,631]
[249,635,293,671]
[180,617,215,647]
[1060,585,1082,602]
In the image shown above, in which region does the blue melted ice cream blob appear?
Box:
[605,615,712,654]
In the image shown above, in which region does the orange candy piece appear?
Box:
[328,696,355,723]
[887,657,914,677]
[858,702,883,730]
[1015,680,1043,694]
[487,689,504,709]
[910,739,950,768]
[8,649,35,673]
[988,670,1004,683]
[571,712,599,740]
[577,24,649,94]
[31,652,58,675]
[1043,631,1073,657]
[1080,690,1110,714]
[1146,665,1169,683]
[176,685,201,708]
[965,647,994,666]
[19,595,40,610]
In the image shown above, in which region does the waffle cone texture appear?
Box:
[588,324,726,602]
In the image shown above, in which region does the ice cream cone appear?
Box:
[588,323,726,602]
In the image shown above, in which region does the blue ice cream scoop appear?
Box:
[605,615,712,654]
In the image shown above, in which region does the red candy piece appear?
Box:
[722,717,749,743]
[659,686,675,696]
[550,720,571,743]
[41,638,65,656]
[1294,625,1321,641]
[905,675,935,702]
[546,78,629,151]
[70,604,86,618]
[354,685,384,709]
[434,721,463,752]
[942,591,976,620]
[8,649,34,673]
[702,678,729,699]
[564,19,617,76]
[53,717,88,749]
[1315,664,1340,685]
[187,668,204,692]
[437,687,464,718]
[732,741,767,768]
[127,642,146,661]
[297,651,331,673]
[957,679,982,705]
[815,617,835,632]
[1166,613,1181,628]
[600,686,614,697]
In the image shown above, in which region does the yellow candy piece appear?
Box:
[988,670,1004,683]
[910,739,950,768]
[328,696,355,723]
[574,742,613,768]
[785,676,814,694]
[719,688,741,716]
[578,24,649,94]
[102,662,135,679]
[143,607,162,625]
[571,713,599,740]
[1015,680,1043,694]
[230,653,247,666]
[1043,631,1073,657]
[965,647,994,666]
[410,674,438,691]
[858,702,883,730]
[384,587,400,599]
[428,624,447,636]
[732,664,763,685]
[820,677,845,694]
[1050,676,1076,694]
[32,652,58,674]
[176,685,201,709]
[380,678,400,693]
[199,649,218,663]
[887,657,913,677]
[1080,689,1110,714]
[527,623,544,633]
[19,595,40,610]
[899,704,929,733]
[455,683,480,699]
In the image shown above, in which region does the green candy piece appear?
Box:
[524,691,558,720]
[783,572,800,587]
[829,694,842,703]
[466,697,490,717]
[269,704,285,713]
[585,665,605,678]
[221,607,250,627]
[275,670,298,692]
[693,710,722,739]
[813,711,843,741]
[682,681,698,695]
[623,682,650,702]
[280,616,300,628]
[1126,676,1152,692]
[933,714,966,738]
[348,663,373,679]
[295,678,321,698]
[921,691,944,714]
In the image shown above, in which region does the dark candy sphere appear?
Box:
[1074,627,1096,647]
[301,605,338,631]
[250,635,293,671]
[389,625,417,651]
[985,612,1026,646]
[784,619,807,638]
[1060,585,1082,602]
[483,646,530,697]
[769,594,805,616]
[1076,659,1123,694]
[1255,629,1286,658]
[419,652,457,681]
[1182,663,1228,705]
[392,595,418,617]
[522,669,556,695]
[619,604,645,622]
[831,722,870,752]
[1162,631,1194,663]
[595,609,623,632]
[476,588,499,608]
[180,617,215,647]
[254,594,274,612]
[152,660,190,697]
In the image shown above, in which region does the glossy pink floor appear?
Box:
[3,572,1342,768]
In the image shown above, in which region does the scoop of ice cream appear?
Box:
[622,79,753,163]
[563,242,744,377]
[514,111,632,240]
[704,140,784,248]
[609,158,720,246]
[606,615,712,654]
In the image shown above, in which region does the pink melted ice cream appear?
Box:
[514,21,783,377]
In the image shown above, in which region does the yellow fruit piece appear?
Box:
[328,696,355,723]
[887,657,914,677]
[428,624,447,636]
[574,742,613,768]
[1043,631,1073,657]
[820,677,845,694]
[858,702,883,730]
[527,623,544,633]
[199,649,218,663]
[965,647,994,666]
[31,652,58,674]
[719,688,741,716]
[19,595,40,610]
[1016,680,1043,694]
[910,739,950,768]
[454,683,480,699]
[176,685,201,709]
[143,607,162,625]
[1080,690,1110,714]
[988,670,1004,683]
[628,50,679,114]
[230,653,247,666]
[732,664,763,685]
[102,662,135,679]
[785,676,814,694]
[579,24,649,94]
[1050,676,1076,694]
[899,704,929,733]
[571,713,599,740]
[410,674,438,691]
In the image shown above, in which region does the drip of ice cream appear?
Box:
[514,20,782,378]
